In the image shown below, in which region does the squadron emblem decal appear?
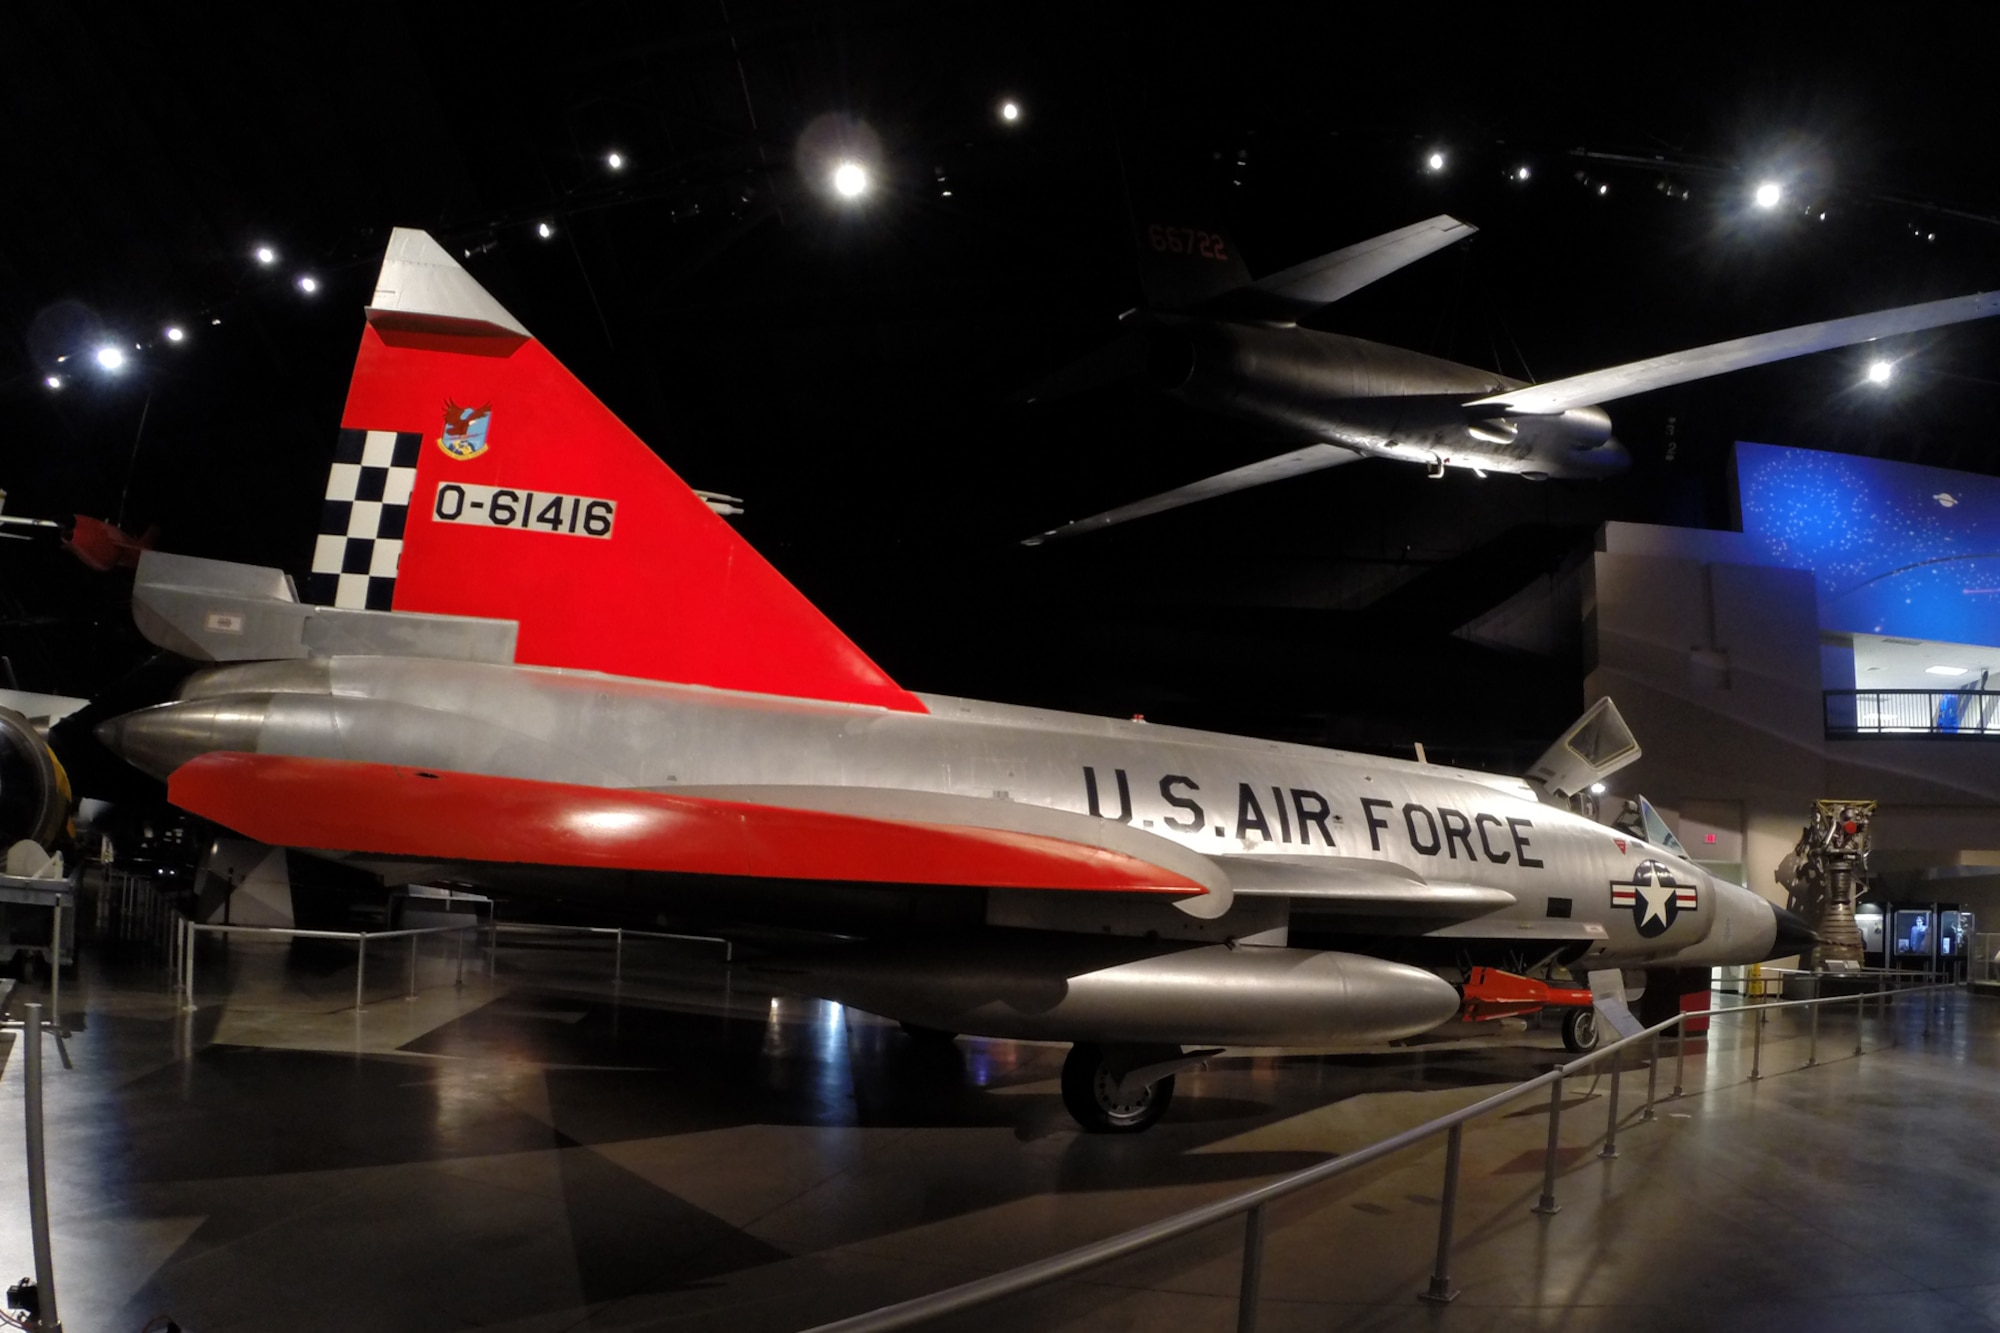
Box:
[1609,861,1698,938]
[438,399,492,460]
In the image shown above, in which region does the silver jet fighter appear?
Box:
[94,230,1810,1132]
[1024,213,2000,541]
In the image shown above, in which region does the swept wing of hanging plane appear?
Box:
[84,229,1812,1132]
[1023,211,2000,542]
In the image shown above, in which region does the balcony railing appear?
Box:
[1825,689,2000,737]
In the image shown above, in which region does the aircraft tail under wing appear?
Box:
[313,229,923,714]
[1234,215,1475,324]
[1467,289,2000,416]
[1023,443,1366,544]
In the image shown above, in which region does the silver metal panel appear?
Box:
[368,227,530,337]
[299,606,517,664]
[133,550,516,665]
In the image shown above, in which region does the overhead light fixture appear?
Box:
[297,275,319,294]
[1926,665,1969,676]
[831,160,869,198]
[43,375,60,390]
[606,151,625,170]
[165,326,185,342]
[1597,183,1609,196]
[254,245,277,265]
[999,99,1020,123]
[1866,360,1893,384]
[536,221,555,239]
[1515,165,1531,181]
[1425,151,1446,172]
[1753,181,1783,209]
[95,346,125,370]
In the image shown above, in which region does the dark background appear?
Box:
[5,4,1999,770]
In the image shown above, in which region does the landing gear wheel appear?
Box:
[1561,1007,1599,1054]
[1060,1043,1174,1133]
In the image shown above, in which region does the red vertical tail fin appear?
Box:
[306,228,922,713]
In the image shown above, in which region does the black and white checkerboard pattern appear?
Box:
[301,428,421,610]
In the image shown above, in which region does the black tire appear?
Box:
[1059,1043,1174,1133]
[1561,1007,1599,1053]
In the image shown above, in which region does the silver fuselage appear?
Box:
[104,655,1775,981]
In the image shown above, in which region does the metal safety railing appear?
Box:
[803,976,1958,1333]
[489,921,734,978]
[171,917,483,1013]
[1825,689,2000,737]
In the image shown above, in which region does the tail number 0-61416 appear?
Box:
[433,482,616,539]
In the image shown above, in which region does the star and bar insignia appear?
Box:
[1609,861,1699,938]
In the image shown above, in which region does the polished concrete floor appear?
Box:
[0,932,1994,1332]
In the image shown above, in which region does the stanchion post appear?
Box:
[1673,1013,1687,1098]
[1806,999,1820,1067]
[1924,987,1932,1036]
[455,925,467,989]
[1642,1033,1660,1121]
[49,899,62,1031]
[407,932,419,999]
[1751,1008,1764,1080]
[183,922,197,1012]
[1599,1050,1622,1159]
[1419,1124,1463,1303]
[21,1002,62,1332]
[1854,992,1865,1057]
[355,934,367,1013]
[1533,1073,1564,1215]
[615,927,624,985]
[1236,1204,1266,1332]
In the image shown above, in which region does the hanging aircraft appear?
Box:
[1021,213,2000,542]
[29,229,1814,1132]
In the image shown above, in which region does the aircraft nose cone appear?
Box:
[1767,904,1819,962]
[96,697,269,780]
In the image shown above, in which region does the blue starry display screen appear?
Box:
[1736,441,2000,642]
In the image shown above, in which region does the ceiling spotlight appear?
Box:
[1425,151,1446,172]
[44,375,61,390]
[606,151,625,170]
[831,159,869,198]
[536,221,555,239]
[95,346,125,371]
[165,326,185,342]
[1597,183,1610,196]
[1753,181,1783,209]
[1866,360,1893,384]
[1515,165,1531,181]
[254,245,277,265]
[297,275,319,294]
[999,99,1020,123]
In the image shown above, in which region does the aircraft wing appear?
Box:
[1235,215,1476,322]
[166,753,1232,909]
[1224,855,1515,922]
[1024,443,1366,543]
[1466,290,2000,416]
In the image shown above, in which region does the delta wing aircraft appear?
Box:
[46,229,1812,1131]
[1023,213,2000,541]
